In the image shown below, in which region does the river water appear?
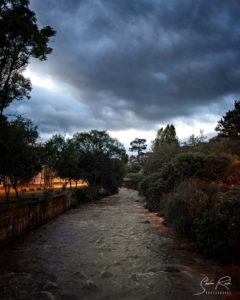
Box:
[0,189,237,300]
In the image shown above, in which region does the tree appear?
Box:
[215,100,240,138]
[55,139,80,189]
[43,134,66,188]
[73,130,127,194]
[42,130,127,196]
[0,0,55,116]
[153,124,179,151]
[0,116,41,199]
[73,130,127,161]
[186,130,207,146]
[129,138,147,162]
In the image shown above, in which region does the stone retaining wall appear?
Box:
[0,194,72,244]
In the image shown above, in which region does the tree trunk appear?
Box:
[10,177,19,198]
[2,176,10,201]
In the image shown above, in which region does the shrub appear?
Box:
[75,186,101,204]
[124,173,144,190]
[139,172,161,195]
[143,144,180,175]
[126,163,141,173]
[163,179,225,237]
[225,155,240,184]
[194,190,240,262]
[139,172,167,211]
[168,152,230,182]
[140,152,231,211]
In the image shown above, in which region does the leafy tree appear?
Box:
[153,124,179,150]
[74,130,127,161]
[0,116,41,199]
[43,130,127,193]
[73,130,127,194]
[0,0,55,116]
[56,139,80,188]
[215,100,240,138]
[129,138,147,161]
[44,134,66,169]
[186,130,207,146]
[43,134,66,188]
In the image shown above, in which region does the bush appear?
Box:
[143,144,180,175]
[126,163,141,173]
[194,190,240,262]
[124,173,144,190]
[139,152,231,211]
[168,152,230,182]
[225,155,240,184]
[139,172,161,195]
[75,186,101,204]
[139,173,168,211]
[163,179,225,237]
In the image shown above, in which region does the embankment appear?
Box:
[0,193,72,244]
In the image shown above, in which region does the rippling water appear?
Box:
[0,189,237,299]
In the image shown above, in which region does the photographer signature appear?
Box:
[194,275,232,296]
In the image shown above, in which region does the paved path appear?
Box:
[0,189,230,299]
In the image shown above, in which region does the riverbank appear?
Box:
[0,191,73,245]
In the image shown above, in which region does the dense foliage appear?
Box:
[139,109,240,262]
[216,100,240,138]
[152,124,179,151]
[43,130,127,200]
[0,0,55,115]
[0,0,55,199]
[0,116,42,199]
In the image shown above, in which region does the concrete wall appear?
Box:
[0,194,72,244]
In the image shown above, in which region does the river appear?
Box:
[0,188,237,300]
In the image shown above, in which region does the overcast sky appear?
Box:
[6,0,240,147]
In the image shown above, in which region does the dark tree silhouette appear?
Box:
[129,138,147,162]
[0,116,41,199]
[216,100,240,138]
[0,0,55,116]
[153,124,179,151]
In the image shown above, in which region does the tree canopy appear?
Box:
[73,130,127,191]
[42,130,127,194]
[186,130,207,146]
[0,116,41,199]
[0,0,55,116]
[129,138,147,161]
[73,130,127,161]
[153,124,179,151]
[215,100,240,138]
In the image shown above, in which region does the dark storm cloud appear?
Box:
[27,0,240,133]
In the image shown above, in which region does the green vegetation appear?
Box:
[129,138,147,162]
[0,0,55,199]
[0,1,126,201]
[152,124,179,151]
[139,110,240,262]
[0,0,55,116]
[216,100,240,138]
[0,116,42,200]
[124,173,144,190]
[53,130,127,198]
